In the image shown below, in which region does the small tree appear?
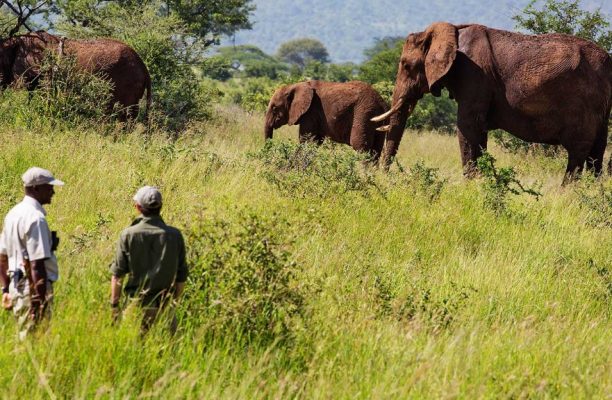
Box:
[277,38,330,69]
[359,37,403,84]
[513,0,612,51]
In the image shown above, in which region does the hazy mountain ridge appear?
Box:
[229,0,612,62]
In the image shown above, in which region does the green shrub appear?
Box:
[575,180,612,228]
[0,52,114,129]
[392,160,447,203]
[251,140,382,198]
[477,152,542,215]
[370,81,456,133]
[491,130,563,157]
[237,77,279,113]
[394,283,476,333]
[181,211,305,346]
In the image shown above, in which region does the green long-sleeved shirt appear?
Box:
[110,215,188,305]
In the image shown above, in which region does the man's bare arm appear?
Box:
[0,254,9,291]
[0,254,10,310]
[110,275,123,305]
[29,259,48,320]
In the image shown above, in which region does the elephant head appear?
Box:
[373,22,457,164]
[264,83,314,139]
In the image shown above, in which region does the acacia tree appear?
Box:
[513,0,612,51]
[47,0,254,49]
[276,38,330,69]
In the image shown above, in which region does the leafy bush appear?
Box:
[575,180,612,228]
[491,130,563,157]
[394,283,476,333]
[181,211,305,345]
[236,77,279,113]
[392,160,447,203]
[371,81,457,133]
[477,152,542,215]
[407,92,457,133]
[0,52,114,129]
[251,140,382,198]
[372,273,476,333]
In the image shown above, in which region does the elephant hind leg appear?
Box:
[349,125,381,162]
[370,129,386,163]
[563,140,593,185]
[585,125,608,176]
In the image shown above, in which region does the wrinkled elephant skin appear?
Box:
[376,22,612,183]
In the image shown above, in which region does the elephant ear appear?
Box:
[424,22,457,94]
[288,84,314,125]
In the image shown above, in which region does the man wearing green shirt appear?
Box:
[110,186,188,332]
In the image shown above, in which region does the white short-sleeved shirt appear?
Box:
[0,196,59,281]
[0,232,6,255]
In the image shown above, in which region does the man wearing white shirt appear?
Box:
[0,167,64,336]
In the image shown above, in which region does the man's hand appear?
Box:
[0,254,10,310]
[110,275,123,325]
[111,304,121,325]
[2,292,11,310]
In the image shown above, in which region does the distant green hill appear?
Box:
[228,0,611,62]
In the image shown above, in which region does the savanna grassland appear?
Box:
[0,104,610,399]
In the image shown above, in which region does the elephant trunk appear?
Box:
[264,112,274,140]
[264,124,273,140]
[380,99,415,167]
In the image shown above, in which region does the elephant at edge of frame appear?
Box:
[0,31,152,120]
[264,80,390,162]
[372,22,612,184]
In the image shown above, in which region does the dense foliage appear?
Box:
[514,0,612,51]
[203,45,288,80]
[276,37,330,68]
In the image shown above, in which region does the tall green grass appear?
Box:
[0,107,610,398]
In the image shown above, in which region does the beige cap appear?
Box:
[22,167,64,187]
[133,186,162,209]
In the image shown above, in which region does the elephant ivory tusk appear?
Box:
[376,125,391,132]
[371,97,405,122]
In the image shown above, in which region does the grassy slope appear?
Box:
[0,108,610,398]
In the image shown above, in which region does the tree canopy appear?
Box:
[358,37,403,84]
[513,0,612,51]
[276,38,330,69]
[0,0,255,49]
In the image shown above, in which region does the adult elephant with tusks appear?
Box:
[0,31,152,120]
[264,80,389,162]
[373,22,612,184]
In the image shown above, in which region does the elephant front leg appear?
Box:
[298,124,323,144]
[456,118,487,178]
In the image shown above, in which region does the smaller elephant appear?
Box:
[264,80,389,161]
